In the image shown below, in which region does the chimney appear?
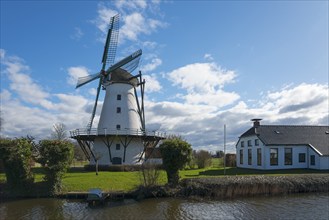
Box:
[251,118,262,127]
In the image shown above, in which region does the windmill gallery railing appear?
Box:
[70,128,167,139]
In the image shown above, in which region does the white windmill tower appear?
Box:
[70,14,165,166]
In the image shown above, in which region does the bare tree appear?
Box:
[51,123,67,141]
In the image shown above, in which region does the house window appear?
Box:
[240,149,243,164]
[299,153,306,163]
[248,149,252,165]
[116,144,120,150]
[270,148,278,166]
[116,107,121,113]
[117,94,121,100]
[248,140,252,147]
[284,148,292,165]
[241,141,244,148]
[310,155,315,165]
[257,148,262,166]
[116,124,121,130]
[255,139,259,146]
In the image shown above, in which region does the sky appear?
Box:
[1,0,328,153]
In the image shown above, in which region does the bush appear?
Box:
[0,138,34,193]
[38,140,74,195]
[195,150,212,169]
[140,163,161,187]
[159,137,192,186]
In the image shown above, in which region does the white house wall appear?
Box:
[236,135,325,170]
[319,156,329,170]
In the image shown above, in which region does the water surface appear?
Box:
[1,193,328,219]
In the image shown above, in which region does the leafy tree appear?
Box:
[159,137,192,186]
[195,150,212,168]
[38,140,74,195]
[0,138,34,192]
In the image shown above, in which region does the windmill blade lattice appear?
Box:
[76,72,101,89]
[102,14,120,67]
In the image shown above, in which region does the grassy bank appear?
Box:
[1,165,328,194]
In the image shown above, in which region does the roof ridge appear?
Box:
[260,125,329,128]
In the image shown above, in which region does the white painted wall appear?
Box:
[319,156,329,170]
[90,82,145,165]
[90,137,144,165]
[236,135,326,170]
[98,83,142,133]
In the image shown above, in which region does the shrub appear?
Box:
[159,137,192,186]
[140,162,161,187]
[195,150,212,169]
[0,138,34,193]
[38,140,74,195]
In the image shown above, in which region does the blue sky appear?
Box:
[1,1,328,153]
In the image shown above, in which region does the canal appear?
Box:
[0,193,328,219]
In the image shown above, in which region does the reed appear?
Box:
[179,174,329,199]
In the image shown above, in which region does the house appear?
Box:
[236,119,329,170]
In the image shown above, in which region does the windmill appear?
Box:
[70,14,166,166]
[76,14,142,131]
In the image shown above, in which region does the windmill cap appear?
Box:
[110,68,138,86]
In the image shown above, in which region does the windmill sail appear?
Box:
[102,14,120,66]
[76,72,101,89]
[105,49,142,76]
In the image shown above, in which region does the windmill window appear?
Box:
[116,144,120,150]
[116,124,121,130]
[116,107,121,113]
[117,94,121,100]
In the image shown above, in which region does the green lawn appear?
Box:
[1,162,328,193]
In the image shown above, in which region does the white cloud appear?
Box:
[167,62,239,106]
[141,57,162,72]
[0,51,91,139]
[115,0,147,11]
[1,51,53,109]
[94,3,167,43]
[204,53,214,61]
[143,74,162,92]
[67,66,90,86]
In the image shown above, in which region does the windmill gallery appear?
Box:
[70,14,166,166]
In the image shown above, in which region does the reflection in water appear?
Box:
[0,193,328,220]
